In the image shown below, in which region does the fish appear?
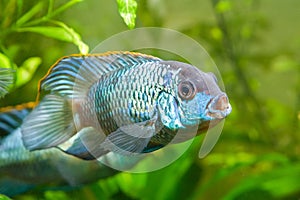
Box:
[21,51,232,160]
[0,105,137,197]
[0,68,14,98]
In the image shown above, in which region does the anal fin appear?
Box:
[100,121,157,155]
[60,127,108,159]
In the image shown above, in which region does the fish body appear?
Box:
[21,51,231,159]
[0,107,132,197]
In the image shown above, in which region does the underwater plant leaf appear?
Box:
[0,53,12,69]
[16,26,75,42]
[215,0,232,13]
[16,25,89,54]
[0,53,15,95]
[15,57,41,88]
[51,21,89,54]
[48,0,83,18]
[0,194,12,200]
[116,0,137,29]
[223,163,300,199]
[16,2,43,26]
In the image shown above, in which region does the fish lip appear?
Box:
[205,94,231,119]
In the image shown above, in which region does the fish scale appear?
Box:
[89,62,167,128]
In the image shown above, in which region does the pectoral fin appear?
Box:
[198,119,225,158]
[100,121,157,155]
[59,127,107,160]
[60,120,159,158]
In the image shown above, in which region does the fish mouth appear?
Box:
[206,93,232,119]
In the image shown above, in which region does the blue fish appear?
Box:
[0,106,136,197]
[21,51,231,159]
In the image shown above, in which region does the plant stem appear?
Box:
[211,0,271,143]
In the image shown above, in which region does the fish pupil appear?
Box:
[182,85,190,96]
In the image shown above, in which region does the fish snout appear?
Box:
[207,93,231,119]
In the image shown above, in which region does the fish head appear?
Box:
[163,61,232,128]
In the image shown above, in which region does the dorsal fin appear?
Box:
[0,103,34,138]
[38,51,161,99]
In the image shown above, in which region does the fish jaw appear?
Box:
[205,93,232,119]
[179,92,231,125]
[178,92,213,126]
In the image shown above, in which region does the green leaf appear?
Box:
[44,191,70,200]
[16,2,43,26]
[16,26,74,42]
[48,0,83,19]
[0,68,14,97]
[0,53,12,69]
[223,163,300,199]
[210,27,223,41]
[215,0,232,13]
[15,57,41,88]
[116,0,137,29]
[271,55,299,72]
[0,53,16,95]
[16,25,89,54]
[51,21,89,54]
[0,194,12,200]
[116,173,147,199]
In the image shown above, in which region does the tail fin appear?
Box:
[0,104,33,140]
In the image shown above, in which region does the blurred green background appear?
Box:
[0,0,299,199]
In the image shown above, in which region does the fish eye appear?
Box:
[178,81,196,100]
